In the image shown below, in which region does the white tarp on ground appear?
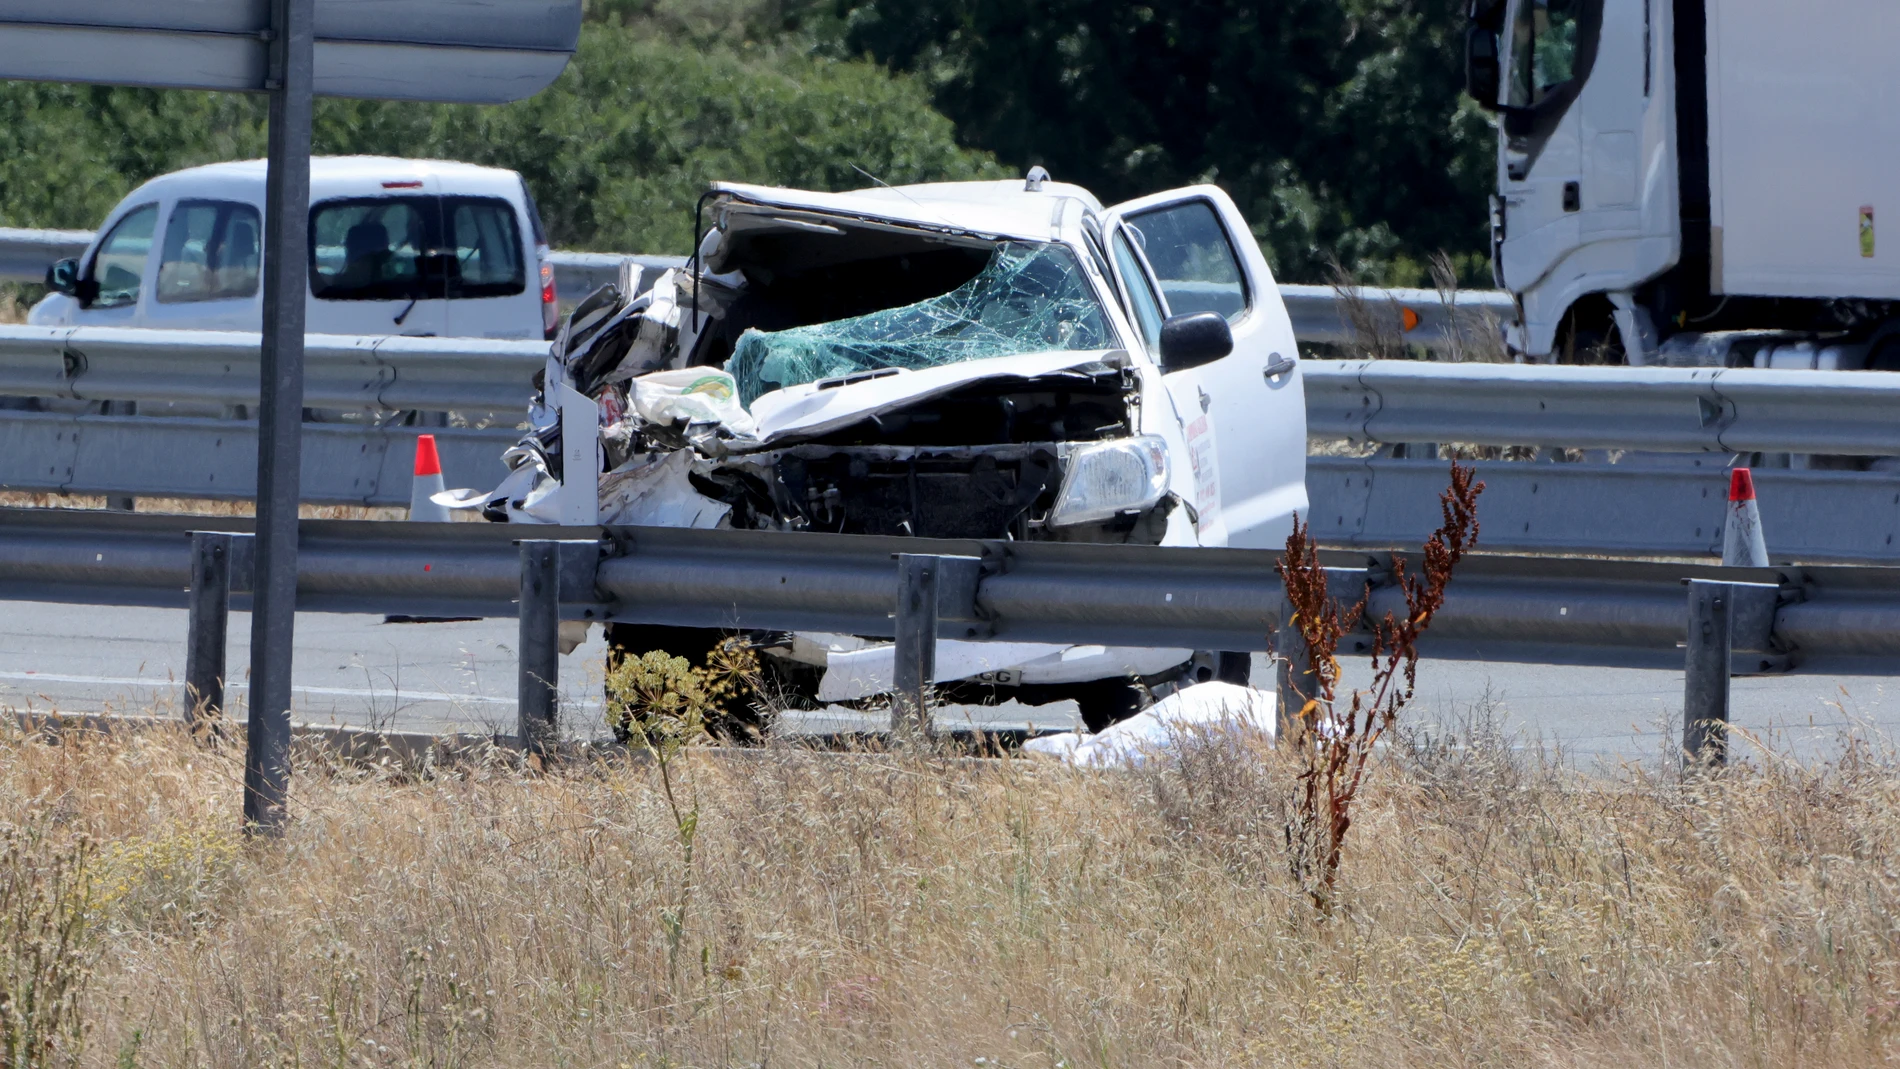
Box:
[1021,681,1276,767]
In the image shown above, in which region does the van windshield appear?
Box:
[309,195,524,301]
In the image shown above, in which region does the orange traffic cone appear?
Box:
[1722,467,1769,567]
[409,434,450,523]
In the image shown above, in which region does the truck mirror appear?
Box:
[1465,24,1501,110]
[1158,311,1233,371]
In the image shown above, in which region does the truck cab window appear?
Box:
[1510,0,1581,108]
[88,204,158,309]
[1110,229,1166,350]
[1125,199,1250,322]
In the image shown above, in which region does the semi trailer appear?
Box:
[1464,0,1900,369]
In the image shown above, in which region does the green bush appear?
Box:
[0,23,1000,256]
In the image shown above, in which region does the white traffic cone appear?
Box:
[1722,466,1769,567]
[409,434,451,523]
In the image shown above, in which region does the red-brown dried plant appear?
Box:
[1277,462,1482,909]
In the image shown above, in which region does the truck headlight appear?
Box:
[1050,435,1169,527]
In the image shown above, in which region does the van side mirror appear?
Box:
[45,257,82,297]
[1158,311,1233,371]
[1464,23,1501,110]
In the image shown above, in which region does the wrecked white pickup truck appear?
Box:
[457,171,1309,733]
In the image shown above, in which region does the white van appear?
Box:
[31,156,557,340]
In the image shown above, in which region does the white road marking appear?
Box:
[0,670,601,708]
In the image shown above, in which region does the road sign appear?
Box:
[0,0,581,833]
[0,1,581,103]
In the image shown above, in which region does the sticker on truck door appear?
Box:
[1184,413,1220,534]
[1862,206,1876,258]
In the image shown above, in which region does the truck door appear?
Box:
[1102,187,1306,549]
[1494,0,1594,295]
[1494,0,1671,358]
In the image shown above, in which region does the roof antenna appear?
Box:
[1024,165,1050,192]
[850,162,951,224]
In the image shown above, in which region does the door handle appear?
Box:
[1263,353,1296,382]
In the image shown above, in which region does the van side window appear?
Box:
[311,199,429,300]
[157,200,262,303]
[88,204,159,309]
[1125,200,1249,321]
[310,195,525,301]
[448,200,523,290]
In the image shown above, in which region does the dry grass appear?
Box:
[0,284,33,325]
[3,716,1899,1067]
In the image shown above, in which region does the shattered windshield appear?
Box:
[725,241,1111,406]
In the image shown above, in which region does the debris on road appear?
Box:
[1022,681,1275,766]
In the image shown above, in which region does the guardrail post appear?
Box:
[1683,579,1732,766]
[517,539,600,755]
[518,541,562,754]
[102,401,136,511]
[184,531,252,727]
[892,553,941,739]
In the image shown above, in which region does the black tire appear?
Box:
[1074,680,1144,734]
[1215,652,1252,686]
[1553,297,1625,365]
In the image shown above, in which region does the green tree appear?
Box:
[0,20,999,256]
[803,0,1496,284]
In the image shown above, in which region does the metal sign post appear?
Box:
[0,0,581,834]
[245,0,316,832]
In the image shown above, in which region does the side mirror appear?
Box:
[1464,23,1501,110]
[44,257,81,297]
[1158,311,1233,371]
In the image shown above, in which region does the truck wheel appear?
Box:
[1215,652,1252,685]
[1074,680,1144,734]
[1553,297,1624,365]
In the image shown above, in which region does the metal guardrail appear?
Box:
[0,224,687,304]
[1,226,1500,348]
[1278,284,1515,351]
[4,507,1898,664]
[0,409,517,505]
[5,324,1900,549]
[1306,456,1900,565]
[0,508,1284,651]
[0,323,545,411]
[0,226,90,281]
[1306,360,1900,455]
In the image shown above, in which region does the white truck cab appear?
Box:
[1465,0,1900,369]
[32,156,556,340]
[471,173,1307,732]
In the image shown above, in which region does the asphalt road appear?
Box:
[4,600,1897,764]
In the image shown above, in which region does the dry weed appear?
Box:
[0,716,1898,1066]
